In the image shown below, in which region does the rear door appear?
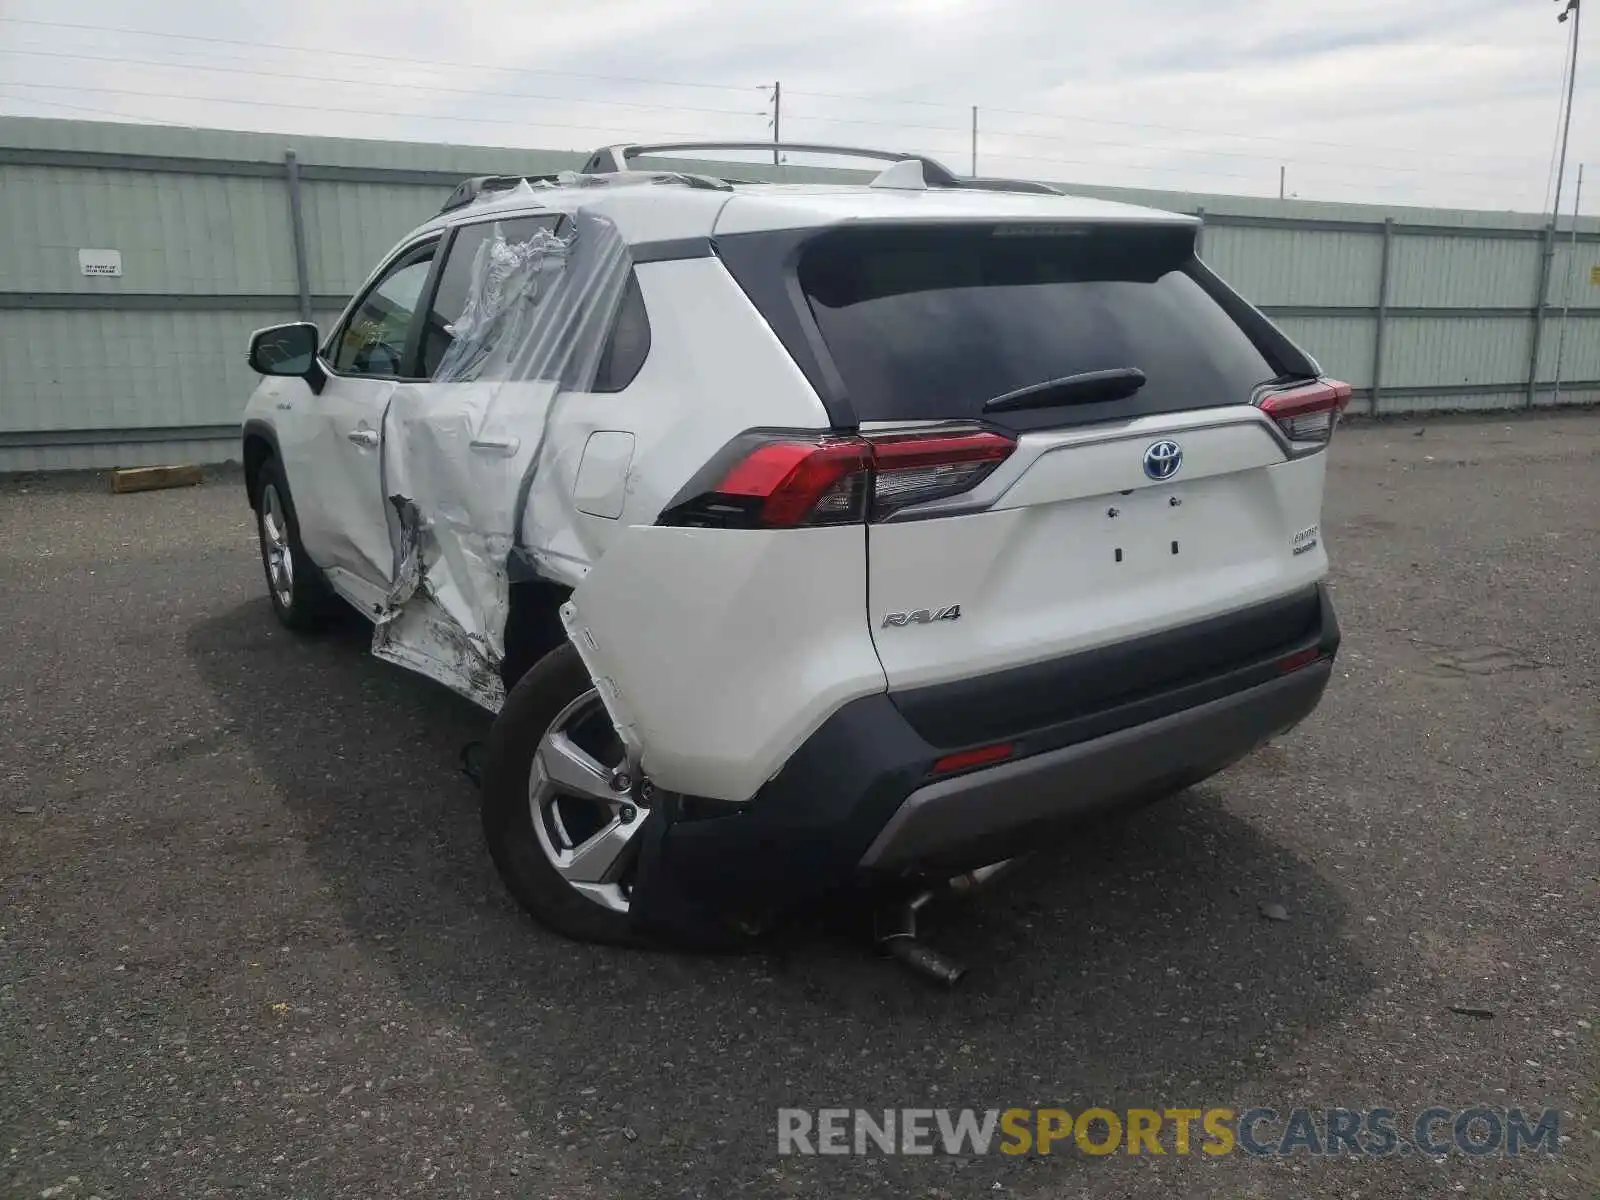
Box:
[792,221,1330,692]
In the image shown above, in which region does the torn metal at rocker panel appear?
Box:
[372,193,633,710]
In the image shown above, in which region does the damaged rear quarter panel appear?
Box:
[563,523,886,803]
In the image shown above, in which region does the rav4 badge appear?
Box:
[882,605,962,629]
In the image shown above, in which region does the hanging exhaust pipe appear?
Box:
[883,934,966,986]
[948,858,1017,895]
[875,888,965,986]
[873,859,1019,986]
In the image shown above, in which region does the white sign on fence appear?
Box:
[78,248,123,277]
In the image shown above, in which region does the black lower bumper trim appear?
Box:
[628,691,933,933]
[861,660,1331,870]
[891,585,1330,748]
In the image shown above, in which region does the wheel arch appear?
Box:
[501,552,574,692]
[242,420,281,511]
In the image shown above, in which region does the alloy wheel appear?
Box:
[260,483,295,609]
[528,689,645,914]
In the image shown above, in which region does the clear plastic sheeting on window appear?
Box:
[374,208,632,710]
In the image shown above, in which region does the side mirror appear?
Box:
[248,322,325,394]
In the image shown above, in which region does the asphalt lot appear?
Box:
[2,414,1597,1199]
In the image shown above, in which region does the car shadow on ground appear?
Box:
[186,600,1374,1195]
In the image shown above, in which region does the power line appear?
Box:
[937,141,1539,199]
[0,79,1540,203]
[0,21,1556,205]
[0,44,1542,186]
[0,80,736,142]
[0,15,1558,171]
[977,119,1549,178]
[0,17,767,96]
[0,88,181,126]
[785,107,1540,182]
[0,86,1535,204]
[0,91,1339,197]
[1542,17,1577,214]
[776,83,1574,188]
[0,47,768,121]
[786,91,1553,169]
[783,111,1537,197]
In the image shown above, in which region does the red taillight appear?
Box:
[715,438,872,528]
[662,428,1016,529]
[932,742,1016,775]
[1257,379,1353,447]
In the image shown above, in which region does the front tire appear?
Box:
[254,458,338,631]
[481,643,649,946]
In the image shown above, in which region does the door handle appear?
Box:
[347,428,380,448]
[470,436,521,456]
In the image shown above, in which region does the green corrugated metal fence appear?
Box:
[1,116,1597,472]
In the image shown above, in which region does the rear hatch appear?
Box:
[721,217,1335,728]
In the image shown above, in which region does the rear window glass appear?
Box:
[797,224,1283,425]
[421,214,568,378]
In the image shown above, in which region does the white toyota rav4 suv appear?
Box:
[241,142,1346,949]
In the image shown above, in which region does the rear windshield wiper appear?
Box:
[982,368,1147,414]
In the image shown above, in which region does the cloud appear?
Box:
[0,0,1590,212]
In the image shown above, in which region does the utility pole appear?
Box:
[971,106,978,177]
[1551,0,1582,224]
[1279,165,1286,200]
[1553,163,1584,404]
[768,81,780,165]
[1531,0,1583,408]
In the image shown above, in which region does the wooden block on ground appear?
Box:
[109,465,204,494]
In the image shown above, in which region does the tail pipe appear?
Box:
[873,858,1019,986]
[882,934,965,987]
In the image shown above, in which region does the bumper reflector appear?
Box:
[1277,648,1323,674]
[932,742,1016,775]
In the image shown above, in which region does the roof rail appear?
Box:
[440,151,1064,216]
[438,168,744,215]
[438,174,566,214]
[581,141,964,187]
[579,142,1065,197]
[951,176,1064,196]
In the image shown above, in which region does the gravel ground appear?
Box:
[1,414,1596,1200]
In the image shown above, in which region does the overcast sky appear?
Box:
[0,0,1593,214]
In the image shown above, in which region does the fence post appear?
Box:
[1370,217,1394,416]
[1526,220,1556,410]
[283,149,313,322]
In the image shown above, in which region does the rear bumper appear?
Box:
[860,660,1329,869]
[628,585,1339,932]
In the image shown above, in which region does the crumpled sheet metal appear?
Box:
[372,209,632,710]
